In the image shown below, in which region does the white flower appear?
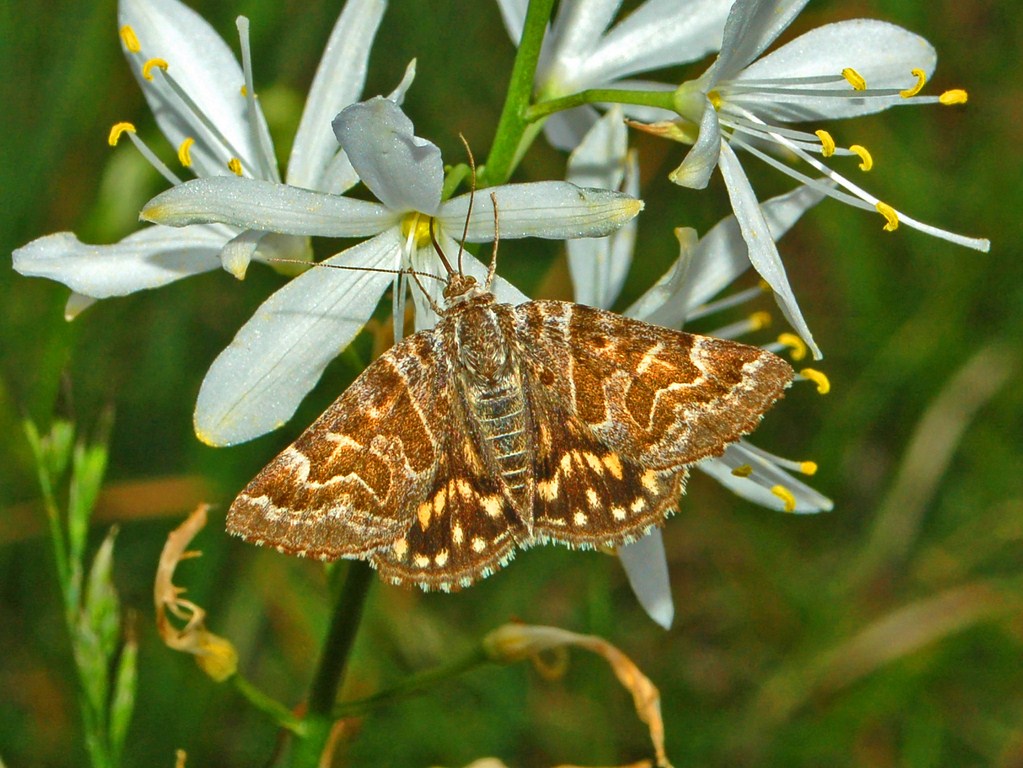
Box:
[656,0,991,355]
[498,0,734,149]
[12,0,392,316]
[565,111,831,627]
[142,98,644,447]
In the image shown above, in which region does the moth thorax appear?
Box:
[453,305,509,382]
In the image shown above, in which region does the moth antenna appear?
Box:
[264,256,445,283]
[457,133,476,278]
[409,268,446,317]
[487,191,500,291]
[427,217,457,277]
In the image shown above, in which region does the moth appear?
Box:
[227,219,793,591]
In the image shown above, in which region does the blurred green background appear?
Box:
[2,0,1021,766]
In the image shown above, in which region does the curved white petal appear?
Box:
[287,0,386,190]
[118,0,263,178]
[439,182,642,241]
[332,98,443,215]
[718,142,821,358]
[12,225,226,298]
[618,529,675,629]
[142,177,396,236]
[194,229,401,446]
[566,108,632,308]
[704,0,809,85]
[632,183,829,328]
[582,0,733,84]
[625,228,698,325]
[542,105,603,152]
[668,99,722,189]
[735,20,937,121]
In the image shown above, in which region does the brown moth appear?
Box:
[227,215,793,591]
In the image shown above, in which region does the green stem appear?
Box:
[291,560,375,766]
[331,646,491,719]
[525,88,676,123]
[233,674,305,735]
[481,0,556,187]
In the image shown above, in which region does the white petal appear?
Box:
[718,142,821,358]
[332,98,444,215]
[142,176,396,236]
[735,20,937,120]
[219,229,263,279]
[194,229,401,446]
[542,105,603,152]
[703,0,809,85]
[495,0,530,43]
[439,182,643,241]
[566,108,631,308]
[65,293,98,320]
[286,0,386,190]
[625,227,698,325]
[668,97,721,189]
[544,0,622,88]
[581,0,733,83]
[634,183,829,327]
[618,530,675,629]
[12,225,226,298]
[119,0,263,178]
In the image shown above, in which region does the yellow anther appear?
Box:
[748,311,771,331]
[842,67,867,91]
[875,201,899,231]
[900,68,927,98]
[814,129,836,157]
[400,213,435,248]
[777,332,807,362]
[108,121,136,146]
[731,465,753,478]
[227,157,243,176]
[707,90,723,110]
[799,461,818,476]
[240,85,248,96]
[142,57,169,81]
[771,485,797,512]
[849,144,873,171]
[939,89,968,105]
[119,25,141,53]
[799,368,831,395]
[758,278,772,293]
[177,137,196,168]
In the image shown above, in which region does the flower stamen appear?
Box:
[900,68,927,98]
[799,368,831,395]
[815,129,836,157]
[108,121,183,185]
[227,157,243,176]
[119,24,141,53]
[731,464,753,477]
[777,332,807,361]
[842,67,867,91]
[142,57,169,81]
[940,89,968,105]
[177,137,196,168]
[771,485,797,512]
[875,201,899,231]
[849,144,873,171]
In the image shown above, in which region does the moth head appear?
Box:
[442,273,480,303]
